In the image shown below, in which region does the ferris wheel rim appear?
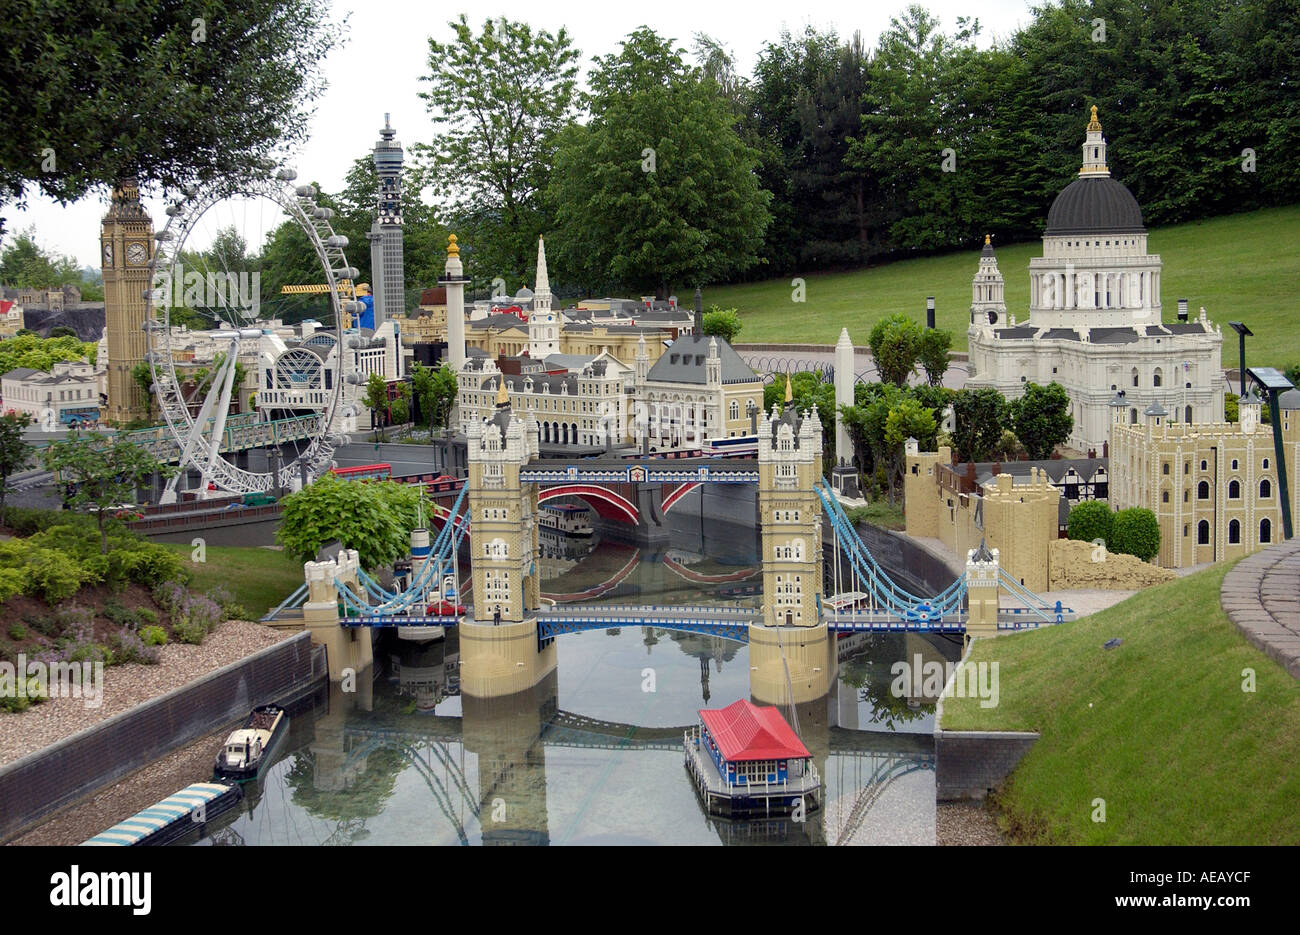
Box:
[144,171,352,493]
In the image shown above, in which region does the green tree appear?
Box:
[41,433,175,553]
[390,398,410,426]
[867,313,923,387]
[0,412,33,515]
[918,329,953,386]
[0,228,82,287]
[1,1,344,234]
[1225,392,1239,423]
[548,28,771,296]
[950,387,1007,463]
[1067,500,1114,545]
[701,307,743,345]
[0,332,95,374]
[1010,381,1073,460]
[416,15,580,285]
[1111,507,1161,562]
[277,473,421,570]
[884,396,937,506]
[411,362,459,433]
[364,373,390,439]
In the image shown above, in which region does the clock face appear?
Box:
[126,242,147,266]
[102,242,113,266]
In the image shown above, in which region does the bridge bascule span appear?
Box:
[281,390,1072,704]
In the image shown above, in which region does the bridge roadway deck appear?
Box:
[341,604,1068,635]
[519,457,758,485]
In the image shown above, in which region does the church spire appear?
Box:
[1079,104,1110,177]
[535,235,550,295]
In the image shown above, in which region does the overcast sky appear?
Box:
[10,0,1039,269]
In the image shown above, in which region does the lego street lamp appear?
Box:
[1228,321,1253,396]
[1246,366,1294,541]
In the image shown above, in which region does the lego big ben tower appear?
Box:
[101,179,154,424]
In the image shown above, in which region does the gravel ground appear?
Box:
[937,801,1007,845]
[0,621,292,769]
[8,728,229,846]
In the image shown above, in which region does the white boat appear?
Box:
[539,503,594,537]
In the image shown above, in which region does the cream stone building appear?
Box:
[1108,389,1300,568]
[634,332,764,449]
[965,107,1225,453]
[457,356,626,448]
[1,360,101,427]
[904,442,1061,592]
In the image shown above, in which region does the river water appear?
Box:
[188,519,961,846]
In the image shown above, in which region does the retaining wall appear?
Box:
[0,631,325,843]
[934,729,1040,801]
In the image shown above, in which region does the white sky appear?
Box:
[9,0,1039,269]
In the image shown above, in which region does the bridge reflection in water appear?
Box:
[191,620,955,847]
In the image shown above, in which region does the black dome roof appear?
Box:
[1045,176,1144,236]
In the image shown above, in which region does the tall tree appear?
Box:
[1011,381,1074,460]
[950,387,1007,463]
[416,15,580,287]
[549,28,771,296]
[0,412,33,516]
[868,313,923,386]
[41,433,174,553]
[0,1,345,234]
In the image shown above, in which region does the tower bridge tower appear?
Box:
[750,377,835,704]
[460,381,556,697]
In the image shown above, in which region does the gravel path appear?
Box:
[0,621,292,769]
[937,802,1006,845]
[9,728,229,846]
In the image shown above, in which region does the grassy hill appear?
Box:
[708,205,1300,369]
[941,560,1300,845]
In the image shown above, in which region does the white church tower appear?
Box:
[528,236,558,360]
[969,234,1006,339]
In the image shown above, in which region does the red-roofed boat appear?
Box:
[684,699,821,817]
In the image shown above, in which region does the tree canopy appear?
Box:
[0,0,345,234]
[416,14,580,287]
[548,28,771,297]
[1011,381,1074,460]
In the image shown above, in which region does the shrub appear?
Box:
[136,607,158,626]
[25,548,86,603]
[0,566,24,603]
[152,579,188,617]
[174,593,223,645]
[140,625,167,646]
[173,617,208,645]
[1111,508,1161,562]
[1067,500,1114,546]
[104,597,136,629]
[108,627,159,665]
[7,623,26,641]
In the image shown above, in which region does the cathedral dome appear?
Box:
[1044,176,1144,236]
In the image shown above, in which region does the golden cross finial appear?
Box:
[784,373,793,403]
[447,233,460,258]
[1087,104,1102,131]
[984,233,991,245]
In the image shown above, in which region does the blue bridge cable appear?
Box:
[815,481,966,618]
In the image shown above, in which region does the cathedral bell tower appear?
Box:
[101,179,154,424]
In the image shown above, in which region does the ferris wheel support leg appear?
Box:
[160,355,230,505]
[198,341,240,498]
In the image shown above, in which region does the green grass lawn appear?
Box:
[159,543,305,619]
[942,561,1300,845]
[709,204,1300,368]
[847,501,905,531]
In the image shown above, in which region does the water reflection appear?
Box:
[189,622,956,846]
[186,520,959,846]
